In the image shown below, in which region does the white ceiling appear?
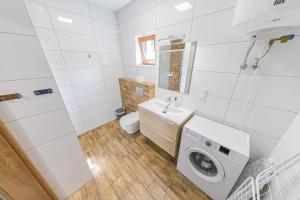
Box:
[89,0,134,11]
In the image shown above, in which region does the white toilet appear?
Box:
[119,112,140,134]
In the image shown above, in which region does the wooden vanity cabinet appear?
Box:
[139,107,185,157]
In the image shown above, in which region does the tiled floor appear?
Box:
[66,120,210,200]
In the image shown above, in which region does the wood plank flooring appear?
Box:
[66,120,210,200]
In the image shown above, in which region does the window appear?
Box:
[137,33,156,65]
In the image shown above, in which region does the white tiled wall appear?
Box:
[25,0,123,135]
[270,113,300,163]
[0,0,92,199]
[117,0,300,159]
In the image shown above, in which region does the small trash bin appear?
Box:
[115,107,126,119]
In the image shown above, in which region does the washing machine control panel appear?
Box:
[184,128,231,156]
[219,146,230,155]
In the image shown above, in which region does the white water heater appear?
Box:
[232,0,300,37]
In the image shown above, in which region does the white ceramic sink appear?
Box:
[154,100,183,114]
[138,99,194,126]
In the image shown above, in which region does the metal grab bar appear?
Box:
[34,88,53,96]
[0,93,22,102]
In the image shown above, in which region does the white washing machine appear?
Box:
[177,116,250,200]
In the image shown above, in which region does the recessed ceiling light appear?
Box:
[175,2,193,12]
[57,16,73,24]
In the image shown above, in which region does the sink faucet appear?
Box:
[163,97,172,113]
[166,96,172,106]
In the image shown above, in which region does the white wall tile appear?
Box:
[0,33,52,81]
[106,91,122,104]
[48,7,93,35]
[27,133,82,172]
[25,0,52,28]
[269,141,286,163]
[73,81,106,98]
[193,0,236,18]
[117,3,134,23]
[69,68,102,84]
[271,114,300,162]
[118,19,135,38]
[190,71,238,99]
[90,5,117,23]
[104,79,120,92]
[82,105,110,130]
[108,102,122,112]
[156,0,168,5]
[58,85,76,101]
[35,28,60,50]
[45,0,90,16]
[64,99,81,114]
[185,93,229,120]
[191,8,247,45]
[53,167,92,199]
[134,7,155,35]
[93,19,119,39]
[132,0,155,15]
[28,0,45,3]
[0,0,36,35]
[56,31,97,52]
[44,50,65,69]
[225,101,297,139]
[249,132,279,159]
[96,38,120,53]
[156,20,192,41]
[52,69,71,86]
[136,67,157,83]
[233,74,300,112]
[156,0,194,28]
[99,53,122,66]
[63,52,99,68]
[123,67,137,79]
[101,67,123,80]
[70,112,87,135]
[78,94,106,110]
[6,109,74,151]
[41,152,89,189]
[193,42,247,73]
[120,37,136,54]
[122,53,136,67]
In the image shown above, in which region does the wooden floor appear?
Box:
[66,120,210,200]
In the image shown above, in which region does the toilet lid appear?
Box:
[121,112,139,126]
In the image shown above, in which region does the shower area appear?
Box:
[24,0,123,136]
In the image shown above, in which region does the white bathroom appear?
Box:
[0,0,300,200]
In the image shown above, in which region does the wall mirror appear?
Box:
[158,39,197,94]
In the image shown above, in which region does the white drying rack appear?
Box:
[256,153,300,200]
[227,177,256,200]
[227,153,300,200]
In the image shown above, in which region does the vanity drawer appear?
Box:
[140,118,177,156]
[139,108,178,141]
[139,107,181,157]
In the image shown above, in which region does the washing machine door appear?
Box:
[186,147,225,183]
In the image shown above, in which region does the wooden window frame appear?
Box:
[138,34,156,65]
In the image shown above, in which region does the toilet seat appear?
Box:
[119,112,139,134]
